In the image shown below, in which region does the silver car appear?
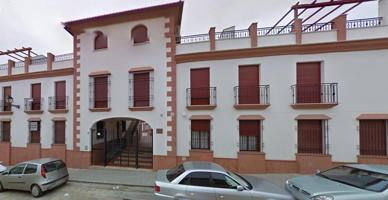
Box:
[155,161,294,200]
[286,164,388,200]
[0,158,69,197]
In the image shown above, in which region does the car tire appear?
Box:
[31,184,42,198]
[0,182,4,192]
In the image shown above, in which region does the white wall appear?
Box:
[347,26,388,41]
[78,17,170,155]
[176,49,388,163]
[302,31,337,44]
[216,38,250,51]
[0,75,74,150]
[379,0,388,25]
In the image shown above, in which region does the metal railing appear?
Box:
[89,77,111,109]
[257,25,293,36]
[15,62,24,68]
[302,22,333,33]
[177,33,210,44]
[48,96,69,110]
[54,53,74,62]
[297,120,329,154]
[24,98,44,111]
[186,87,217,106]
[215,29,250,40]
[31,57,48,65]
[0,100,11,112]
[0,64,8,70]
[291,83,338,104]
[234,85,270,105]
[346,17,383,29]
[128,78,154,108]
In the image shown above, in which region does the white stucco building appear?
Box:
[0,0,388,173]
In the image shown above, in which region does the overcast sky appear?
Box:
[0,0,378,63]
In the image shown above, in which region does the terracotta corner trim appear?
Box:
[186,105,216,110]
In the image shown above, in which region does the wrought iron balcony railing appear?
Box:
[291,83,338,104]
[48,96,69,110]
[186,87,217,107]
[128,77,154,108]
[234,85,270,105]
[0,100,11,112]
[346,17,383,29]
[24,98,44,111]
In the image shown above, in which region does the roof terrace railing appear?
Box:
[177,17,383,44]
[54,53,74,62]
[0,64,7,70]
[31,57,48,65]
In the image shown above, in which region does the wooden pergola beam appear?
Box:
[292,0,376,9]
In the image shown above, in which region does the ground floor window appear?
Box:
[0,121,10,142]
[54,121,66,144]
[191,120,210,150]
[297,120,329,154]
[239,120,261,151]
[359,120,387,156]
[29,121,40,143]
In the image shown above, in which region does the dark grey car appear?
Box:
[0,158,69,197]
[155,161,294,200]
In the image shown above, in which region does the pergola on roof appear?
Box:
[0,47,38,62]
[267,0,377,35]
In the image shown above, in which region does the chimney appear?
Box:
[47,53,55,71]
[249,22,258,48]
[209,27,216,51]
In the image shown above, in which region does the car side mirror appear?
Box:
[236,185,244,191]
[315,169,321,174]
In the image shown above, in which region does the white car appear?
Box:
[0,162,6,173]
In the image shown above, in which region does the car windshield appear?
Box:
[318,166,388,192]
[227,171,252,190]
[166,164,185,182]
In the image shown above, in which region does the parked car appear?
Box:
[0,158,69,197]
[286,164,388,200]
[0,162,6,173]
[155,161,294,200]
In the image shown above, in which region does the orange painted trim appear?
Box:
[128,106,154,111]
[0,118,11,122]
[190,115,213,120]
[0,111,13,115]
[88,70,111,77]
[295,114,331,120]
[296,153,332,157]
[28,117,41,121]
[234,104,270,110]
[186,105,216,110]
[52,117,67,121]
[89,108,111,112]
[176,38,388,64]
[291,103,338,109]
[128,66,154,73]
[0,68,74,82]
[238,115,265,120]
[25,110,44,115]
[356,114,388,120]
[48,109,69,114]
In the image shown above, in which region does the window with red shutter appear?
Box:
[298,120,324,154]
[94,76,108,108]
[238,65,260,104]
[296,62,321,103]
[133,72,150,107]
[360,120,387,156]
[191,120,210,150]
[1,121,10,142]
[54,121,66,144]
[239,120,261,151]
[94,31,108,50]
[3,86,11,111]
[29,121,41,144]
[55,81,66,109]
[132,25,149,44]
[31,83,41,110]
[190,68,210,105]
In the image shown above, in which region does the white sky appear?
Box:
[0,0,378,63]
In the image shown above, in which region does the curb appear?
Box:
[68,179,154,188]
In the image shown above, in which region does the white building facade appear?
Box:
[0,1,388,173]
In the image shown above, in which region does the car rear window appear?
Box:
[166,164,185,182]
[43,160,66,173]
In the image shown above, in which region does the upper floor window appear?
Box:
[131,25,149,44]
[94,31,108,50]
[89,73,111,110]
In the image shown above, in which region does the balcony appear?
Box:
[234,85,270,110]
[186,87,217,110]
[0,100,12,115]
[291,83,338,109]
[24,98,44,114]
[48,96,69,113]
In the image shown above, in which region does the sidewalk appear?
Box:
[68,167,299,188]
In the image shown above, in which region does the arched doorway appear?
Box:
[91,117,153,169]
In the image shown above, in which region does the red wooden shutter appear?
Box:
[55,81,66,109]
[54,121,66,144]
[360,120,386,156]
[94,76,108,108]
[239,120,260,136]
[133,72,150,107]
[296,62,321,103]
[30,121,40,143]
[2,121,10,142]
[239,65,259,104]
[191,120,210,132]
[94,32,108,50]
[132,26,148,43]
[3,86,11,111]
[190,68,210,105]
[31,83,41,110]
[298,120,323,154]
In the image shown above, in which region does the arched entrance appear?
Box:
[91,117,153,169]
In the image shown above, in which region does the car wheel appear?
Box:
[31,184,42,198]
[0,182,4,192]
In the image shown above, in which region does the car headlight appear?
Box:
[311,195,334,200]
